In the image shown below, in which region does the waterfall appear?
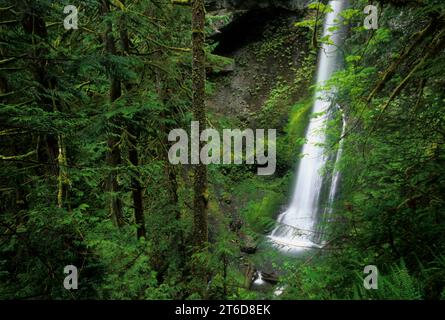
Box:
[326,113,346,212]
[253,272,266,286]
[268,0,348,253]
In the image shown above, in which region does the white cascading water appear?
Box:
[268,0,347,253]
[325,113,346,212]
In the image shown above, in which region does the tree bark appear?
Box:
[22,9,60,190]
[102,0,124,227]
[57,134,70,209]
[118,0,146,239]
[192,0,208,248]
[367,18,437,102]
[190,0,209,298]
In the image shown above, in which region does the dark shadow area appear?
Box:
[210,8,298,56]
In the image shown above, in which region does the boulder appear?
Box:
[240,233,258,254]
[261,271,279,284]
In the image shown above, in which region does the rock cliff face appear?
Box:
[206,0,311,11]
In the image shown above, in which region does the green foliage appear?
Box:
[237,175,289,235]
[295,2,333,31]
[355,262,422,300]
[1,0,444,302]
[206,53,234,74]
[0,0,194,299]
[266,0,445,301]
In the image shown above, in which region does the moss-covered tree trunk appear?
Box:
[192,0,208,248]
[190,0,209,297]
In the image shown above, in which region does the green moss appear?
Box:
[275,98,313,172]
[287,98,313,148]
[258,81,293,129]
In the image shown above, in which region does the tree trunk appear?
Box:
[57,134,70,209]
[367,18,437,102]
[118,1,146,239]
[190,0,208,298]
[192,0,208,248]
[22,10,60,191]
[102,0,124,227]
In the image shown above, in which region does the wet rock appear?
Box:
[261,271,279,284]
[244,262,256,289]
[240,233,257,254]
